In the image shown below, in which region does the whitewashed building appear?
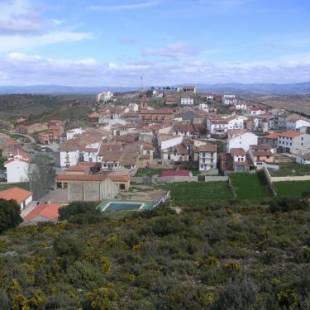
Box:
[227,131,258,152]
[180,97,194,106]
[286,116,310,131]
[277,132,310,154]
[207,115,245,135]
[196,144,217,172]
[97,91,114,103]
[66,128,85,141]
[198,103,209,112]
[60,150,80,168]
[223,95,238,106]
[4,156,30,183]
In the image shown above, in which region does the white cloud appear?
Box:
[89,1,160,11]
[0,0,42,34]
[0,51,310,86]
[0,0,93,52]
[0,31,93,52]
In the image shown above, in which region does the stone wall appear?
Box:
[68,179,119,202]
[205,176,228,182]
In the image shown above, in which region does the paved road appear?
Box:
[10,132,36,144]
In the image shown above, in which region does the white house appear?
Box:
[277,132,310,154]
[82,142,101,163]
[198,103,209,112]
[60,150,80,168]
[158,134,184,162]
[230,148,247,164]
[286,116,310,131]
[97,91,114,103]
[227,131,258,152]
[196,144,217,172]
[127,103,139,112]
[235,102,247,111]
[4,156,29,183]
[207,115,245,135]
[66,128,85,141]
[159,135,184,151]
[180,97,194,105]
[230,148,249,172]
[248,106,266,116]
[223,95,237,106]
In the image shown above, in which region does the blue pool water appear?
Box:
[104,202,143,212]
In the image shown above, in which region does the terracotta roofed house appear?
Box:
[277,131,310,154]
[24,203,62,224]
[0,187,32,210]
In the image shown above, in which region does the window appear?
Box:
[119,184,126,190]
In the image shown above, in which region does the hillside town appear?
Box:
[0,87,309,223]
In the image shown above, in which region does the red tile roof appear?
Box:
[56,174,107,182]
[264,132,280,140]
[24,203,62,222]
[197,144,217,153]
[230,148,246,156]
[0,187,32,204]
[278,131,301,139]
[56,172,130,183]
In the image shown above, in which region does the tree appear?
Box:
[29,153,55,200]
[58,201,101,223]
[0,199,22,233]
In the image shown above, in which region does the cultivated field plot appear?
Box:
[230,173,272,200]
[166,182,233,207]
[270,163,310,177]
[255,95,310,116]
[274,181,310,198]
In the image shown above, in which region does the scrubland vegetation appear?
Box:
[0,199,309,309]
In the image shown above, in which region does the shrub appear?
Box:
[212,278,257,310]
[269,198,309,213]
[59,202,100,222]
[0,199,22,233]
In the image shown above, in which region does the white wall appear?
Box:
[292,134,310,154]
[228,117,245,130]
[60,150,80,167]
[199,152,217,171]
[181,97,194,105]
[66,128,85,140]
[5,159,29,183]
[160,136,183,150]
[228,133,258,152]
[287,119,310,130]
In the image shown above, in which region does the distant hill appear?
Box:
[194,82,310,95]
[0,82,310,95]
[0,85,136,95]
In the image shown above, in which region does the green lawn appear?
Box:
[135,168,164,177]
[274,181,310,198]
[270,163,310,177]
[165,182,233,207]
[230,173,272,200]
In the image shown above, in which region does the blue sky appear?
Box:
[0,0,310,86]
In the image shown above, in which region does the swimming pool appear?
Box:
[101,201,145,212]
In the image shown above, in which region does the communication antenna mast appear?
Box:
[140,76,144,92]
